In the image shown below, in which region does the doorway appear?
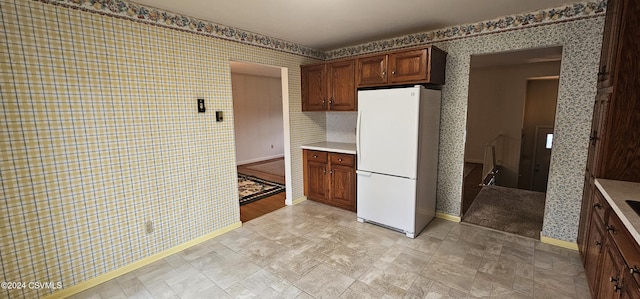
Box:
[230,61,292,222]
[518,78,559,192]
[461,46,562,239]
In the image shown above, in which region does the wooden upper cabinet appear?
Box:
[597,0,626,89]
[356,55,388,87]
[327,60,356,111]
[302,45,447,111]
[355,46,446,88]
[389,49,428,83]
[301,64,326,111]
[301,59,356,111]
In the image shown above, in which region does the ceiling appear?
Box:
[132,0,578,51]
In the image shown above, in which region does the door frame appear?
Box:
[229,61,293,205]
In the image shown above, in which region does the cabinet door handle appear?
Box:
[593,202,602,209]
[329,98,333,105]
[392,69,396,75]
[613,284,622,292]
[330,170,333,175]
[323,168,326,174]
[606,225,616,232]
[589,132,598,146]
[631,266,640,274]
[610,276,619,283]
[595,240,602,247]
[322,99,326,106]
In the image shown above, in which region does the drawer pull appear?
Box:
[613,284,622,292]
[631,266,640,274]
[610,276,619,283]
[606,225,616,232]
[595,240,602,247]
[313,155,318,158]
[338,158,343,162]
[593,203,602,209]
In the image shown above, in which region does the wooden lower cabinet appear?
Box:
[596,237,624,299]
[303,149,356,212]
[621,265,640,299]
[583,188,640,298]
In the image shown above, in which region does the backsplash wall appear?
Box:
[0,0,322,298]
[326,112,357,143]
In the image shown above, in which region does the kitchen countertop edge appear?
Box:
[595,178,640,245]
[301,141,357,155]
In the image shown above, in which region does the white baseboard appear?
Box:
[237,154,284,166]
[287,196,307,206]
[540,235,578,251]
[44,221,242,299]
[436,212,461,222]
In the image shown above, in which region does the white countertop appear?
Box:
[301,141,357,155]
[595,178,640,245]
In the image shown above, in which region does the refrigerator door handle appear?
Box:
[356,108,362,163]
[356,170,371,176]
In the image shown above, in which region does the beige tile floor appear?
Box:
[70,200,590,299]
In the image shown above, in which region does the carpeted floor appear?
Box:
[246,159,285,177]
[461,185,546,239]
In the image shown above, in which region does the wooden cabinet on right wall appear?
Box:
[577,0,640,297]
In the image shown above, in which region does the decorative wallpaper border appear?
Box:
[34,0,326,59]
[325,0,607,59]
[34,0,606,60]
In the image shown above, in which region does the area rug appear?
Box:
[247,159,285,177]
[462,185,545,239]
[238,174,285,205]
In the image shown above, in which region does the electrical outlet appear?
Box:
[145,220,154,234]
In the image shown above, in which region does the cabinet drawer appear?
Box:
[593,189,610,223]
[607,212,640,284]
[330,153,355,167]
[307,150,328,163]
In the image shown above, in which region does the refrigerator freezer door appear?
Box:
[356,171,417,237]
[357,87,420,178]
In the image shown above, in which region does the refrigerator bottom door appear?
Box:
[356,171,416,237]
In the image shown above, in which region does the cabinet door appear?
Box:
[597,238,624,299]
[587,93,611,178]
[307,161,327,202]
[329,164,356,211]
[327,60,356,111]
[301,64,326,111]
[597,0,625,89]
[328,153,356,211]
[578,176,594,258]
[389,49,428,83]
[620,267,640,299]
[356,55,388,86]
[584,211,605,293]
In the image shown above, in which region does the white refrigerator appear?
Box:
[356,86,441,238]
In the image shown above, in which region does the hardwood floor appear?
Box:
[237,158,286,223]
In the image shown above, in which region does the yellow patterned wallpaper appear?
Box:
[0,0,323,297]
